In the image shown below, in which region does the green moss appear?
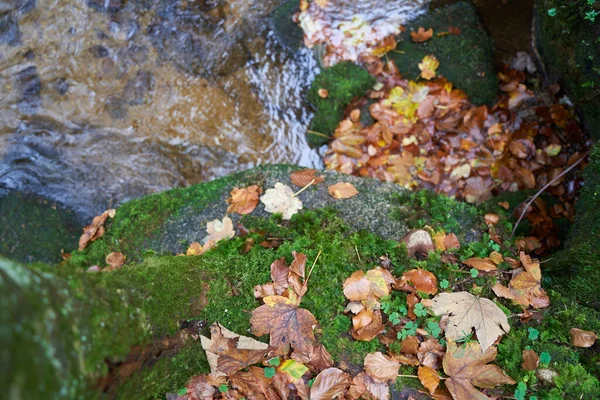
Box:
[389,2,498,105]
[0,192,80,263]
[536,0,600,140]
[307,62,376,146]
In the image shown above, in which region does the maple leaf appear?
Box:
[205,217,235,244]
[260,183,303,220]
[105,252,125,270]
[328,182,359,199]
[229,366,272,399]
[431,292,510,351]
[310,367,351,400]
[200,323,269,377]
[419,55,440,80]
[403,268,438,295]
[349,371,389,400]
[250,295,317,355]
[570,328,598,348]
[418,365,441,395]
[443,340,515,400]
[290,169,324,187]
[411,26,433,42]
[78,209,116,250]
[227,185,262,215]
[364,352,400,382]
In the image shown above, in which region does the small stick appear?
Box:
[397,374,447,380]
[307,130,331,139]
[303,250,323,292]
[512,153,588,235]
[355,245,361,262]
[294,179,316,197]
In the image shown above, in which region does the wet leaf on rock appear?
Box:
[227,185,262,215]
[328,182,358,199]
[260,182,303,220]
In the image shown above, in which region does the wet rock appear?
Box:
[122,69,154,105]
[89,44,109,58]
[14,65,41,113]
[0,13,20,45]
[105,95,128,119]
[53,77,69,95]
[270,0,304,52]
[119,44,148,64]
[87,0,126,13]
[147,0,250,76]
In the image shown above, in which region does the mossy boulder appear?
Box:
[271,0,304,52]
[307,62,376,147]
[389,2,498,106]
[535,0,600,141]
[0,191,81,264]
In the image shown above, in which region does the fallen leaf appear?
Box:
[521,349,540,371]
[343,267,395,303]
[364,352,400,382]
[328,182,359,199]
[401,335,420,355]
[448,26,460,35]
[419,55,440,80]
[495,252,550,309]
[431,291,510,351]
[349,371,389,400]
[78,209,116,250]
[418,365,440,395]
[418,338,445,370]
[279,359,309,380]
[260,182,303,220]
[250,295,317,355]
[463,257,497,272]
[187,241,212,256]
[205,217,235,244]
[443,340,515,400]
[106,252,125,270]
[200,323,270,376]
[411,27,433,43]
[186,374,218,400]
[227,185,262,215]
[290,169,325,187]
[407,293,419,320]
[570,328,598,348]
[403,268,438,295]
[310,367,351,400]
[229,366,272,399]
[352,309,385,341]
[444,234,460,250]
[318,88,329,98]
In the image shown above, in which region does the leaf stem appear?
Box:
[304,250,322,289]
[307,130,331,139]
[294,179,316,197]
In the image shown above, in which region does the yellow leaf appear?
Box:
[418,55,440,80]
[279,359,309,380]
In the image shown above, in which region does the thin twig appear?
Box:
[397,374,446,380]
[307,129,330,139]
[294,179,316,197]
[304,250,322,289]
[512,152,588,235]
[355,245,361,262]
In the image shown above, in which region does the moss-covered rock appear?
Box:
[271,0,304,52]
[307,62,376,146]
[535,0,600,141]
[0,191,81,264]
[389,2,498,106]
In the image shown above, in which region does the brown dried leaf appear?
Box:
[227,186,262,215]
[418,338,445,370]
[352,309,384,341]
[521,349,540,371]
[328,182,359,199]
[570,328,598,348]
[506,252,550,309]
[310,367,351,400]
[463,257,497,272]
[411,27,433,43]
[290,169,325,187]
[407,293,419,320]
[106,252,126,270]
[250,295,317,355]
[403,268,438,295]
[349,371,389,400]
[364,352,400,382]
[418,365,440,395]
[78,209,116,250]
[401,335,419,355]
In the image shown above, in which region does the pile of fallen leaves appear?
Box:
[322,28,590,253]
[173,215,598,400]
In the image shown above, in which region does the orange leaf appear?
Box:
[418,365,440,395]
[79,209,116,250]
[227,185,262,215]
[411,27,433,42]
[290,169,325,187]
[463,257,497,272]
[328,182,358,199]
[407,293,419,320]
[403,268,438,295]
[106,252,125,270]
[310,368,351,400]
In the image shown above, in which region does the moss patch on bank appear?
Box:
[389,2,498,106]
[536,0,600,140]
[307,62,375,146]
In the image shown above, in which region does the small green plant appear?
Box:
[540,352,552,365]
[398,321,418,340]
[470,268,479,278]
[548,8,557,17]
[426,321,442,338]
[264,367,276,378]
[389,312,401,325]
[268,357,281,366]
[414,303,428,317]
[219,384,229,393]
[528,327,540,341]
[585,10,600,21]
[440,278,449,289]
[515,381,527,400]
[456,331,475,344]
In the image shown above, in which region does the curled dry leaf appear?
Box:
[186,374,221,400]
[352,309,384,341]
[418,365,441,395]
[310,367,351,400]
[463,257,497,272]
[521,349,540,371]
[349,371,389,400]
[431,291,510,351]
[227,185,262,215]
[443,340,515,400]
[78,209,116,250]
[290,169,325,187]
[106,251,125,270]
[364,352,400,382]
[260,182,303,220]
[205,217,235,244]
[403,268,438,295]
[411,26,433,42]
[402,229,435,257]
[250,295,317,355]
[570,328,598,348]
[200,323,269,377]
[418,338,445,370]
[493,252,550,309]
[328,182,359,199]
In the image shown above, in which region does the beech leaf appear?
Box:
[310,367,351,400]
[570,328,598,348]
[418,365,440,395]
[364,352,400,382]
[290,169,324,187]
[328,182,359,199]
[431,291,510,351]
[403,268,438,295]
